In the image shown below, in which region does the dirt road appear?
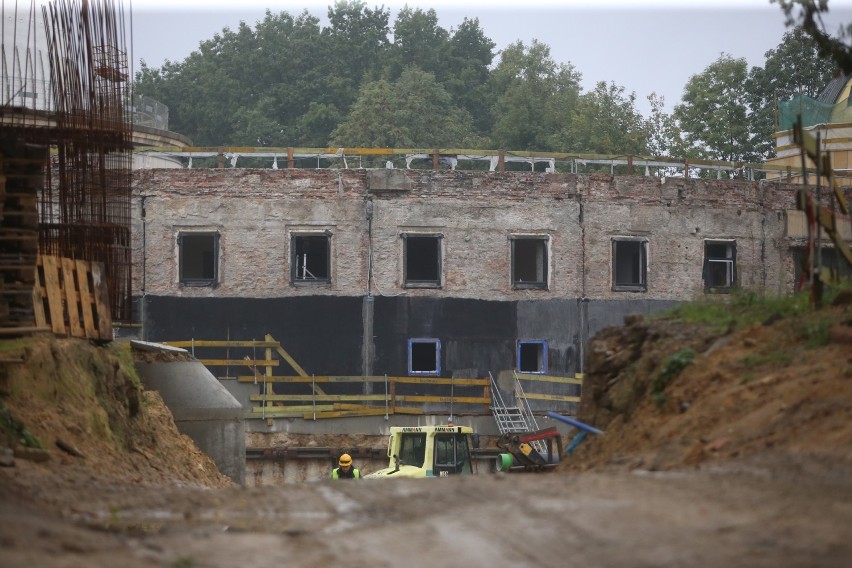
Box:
[2,301,851,567]
[2,452,851,568]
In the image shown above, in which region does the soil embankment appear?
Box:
[1,293,851,566]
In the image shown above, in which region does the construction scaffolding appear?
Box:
[1,0,133,329]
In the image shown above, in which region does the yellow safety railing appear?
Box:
[163,335,492,419]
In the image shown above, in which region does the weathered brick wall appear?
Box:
[131,169,805,301]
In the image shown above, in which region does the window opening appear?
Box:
[704,241,736,291]
[792,246,852,289]
[517,340,548,374]
[399,433,427,467]
[291,233,330,283]
[403,234,441,287]
[408,338,440,375]
[511,236,548,289]
[178,232,219,286]
[433,433,472,476]
[612,238,647,291]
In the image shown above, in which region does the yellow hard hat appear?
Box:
[339,453,352,467]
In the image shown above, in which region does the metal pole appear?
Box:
[814,132,823,308]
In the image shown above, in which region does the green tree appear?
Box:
[746,28,836,158]
[388,7,448,79]
[330,66,481,148]
[440,18,496,134]
[673,54,757,167]
[135,10,332,146]
[323,1,391,107]
[773,0,852,73]
[644,93,685,158]
[567,81,648,155]
[489,40,582,151]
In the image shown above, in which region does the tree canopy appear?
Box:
[134,2,841,171]
[330,66,480,148]
[673,54,755,165]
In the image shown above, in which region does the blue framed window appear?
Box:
[408,338,441,376]
[517,339,547,374]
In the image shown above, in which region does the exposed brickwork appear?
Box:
[132,169,813,301]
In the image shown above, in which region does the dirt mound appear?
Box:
[567,295,852,473]
[0,335,232,492]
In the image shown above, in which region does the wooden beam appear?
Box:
[75,259,97,339]
[41,256,66,336]
[304,408,392,420]
[515,373,584,385]
[402,395,491,404]
[200,359,279,367]
[250,394,390,402]
[61,258,83,338]
[517,393,581,403]
[165,340,280,348]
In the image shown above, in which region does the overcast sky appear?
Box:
[128,0,852,115]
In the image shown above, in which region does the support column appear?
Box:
[362,294,375,381]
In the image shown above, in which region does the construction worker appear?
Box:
[332,453,361,479]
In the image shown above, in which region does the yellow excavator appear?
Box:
[364,425,475,478]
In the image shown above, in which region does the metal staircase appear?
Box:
[489,372,546,454]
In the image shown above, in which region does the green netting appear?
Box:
[779,94,852,130]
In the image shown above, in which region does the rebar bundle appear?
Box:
[1,0,133,325]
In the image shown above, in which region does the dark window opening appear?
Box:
[704,241,736,291]
[399,433,427,468]
[512,237,548,289]
[433,433,473,476]
[408,338,440,375]
[291,234,330,283]
[404,234,441,287]
[179,232,218,286]
[613,239,647,291]
[518,340,547,374]
[793,247,852,290]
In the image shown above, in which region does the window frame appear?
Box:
[401,232,443,288]
[611,237,648,292]
[399,433,428,468]
[177,231,219,287]
[510,234,550,290]
[703,239,737,292]
[407,338,441,376]
[290,230,332,285]
[517,339,548,375]
[432,433,473,476]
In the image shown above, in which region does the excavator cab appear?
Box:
[365,425,474,478]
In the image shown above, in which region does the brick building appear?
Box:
[130,167,836,393]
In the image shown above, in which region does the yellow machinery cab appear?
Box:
[364,425,475,478]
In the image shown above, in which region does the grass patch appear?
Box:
[650,348,697,408]
[741,351,793,368]
[661,289,813,333]
[797,319,832,348]
[0,401,42,448]
[0,339,28,353]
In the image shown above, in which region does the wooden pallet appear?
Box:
[33,255,112,341]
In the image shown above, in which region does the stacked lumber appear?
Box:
[0,146,42,334]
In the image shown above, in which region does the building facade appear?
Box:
[130,168,829,391]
